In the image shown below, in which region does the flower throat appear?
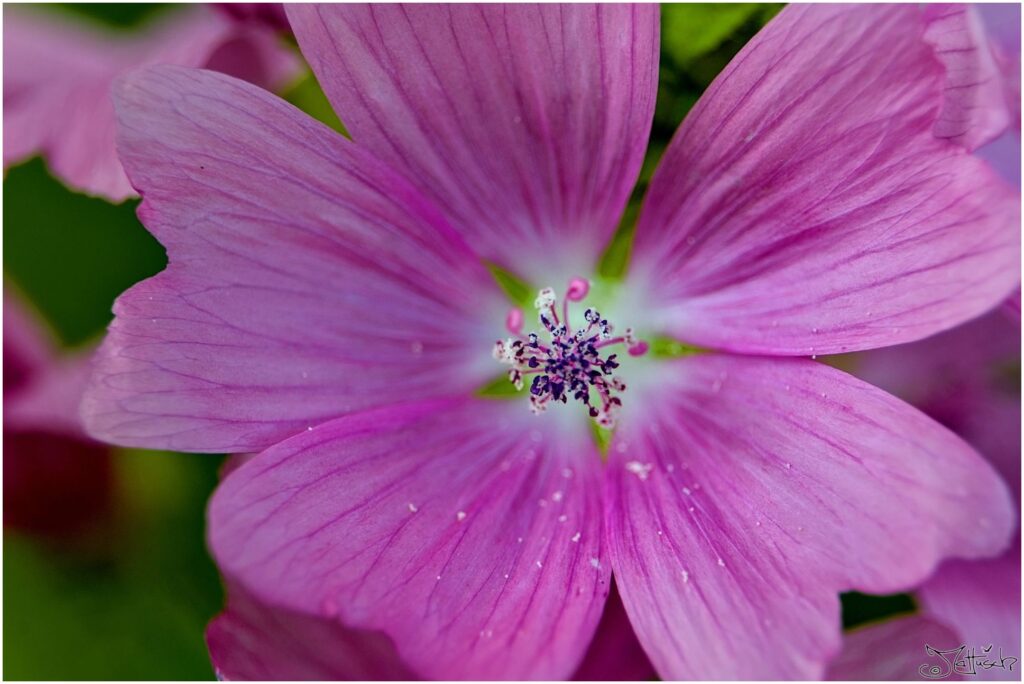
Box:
[493,278,648,429]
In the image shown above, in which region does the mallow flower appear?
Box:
[2,3,299,201]
[4,290,112,537]
[82,4,1020,679]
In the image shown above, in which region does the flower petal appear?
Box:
[2,5,298,201]
[82,66,504,453]
[605,355,1015,679]
[632,4,1020,355]
[825,615,964,681]
[924,5,1013,151]
[206,583,414,680]
[846,307,1021,495]
[919,541,1022,682]
[209,399,608,679]
[286,4,659,282]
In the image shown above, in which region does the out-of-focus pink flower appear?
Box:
[974,3,1021,188]
[836,308,1021,681]
[826,615,966,681]
[215,3,291,33]
[2,4,299,201]
[4,291,112,537]
[82,4,1020,679]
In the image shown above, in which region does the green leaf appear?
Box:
[840,591,918,629]
[3,451,224,680]
[484,261,534,308]
[649,336,706,358]
[282,70,348,137]
[476,373,526,398]
[662,3,764,66]
[3,159,167,347]
[54,3,174,28]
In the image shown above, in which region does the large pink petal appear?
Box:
[826,615,965,681]
[207,583,414,680]
[919,541,1022,682]
[209,399,609,679]
[286,4,659,282]
[3,5,299,201]
[632,4,1020,356]
[82,66,505,453]
[847,307,1021,495]
[605,355,1015,679]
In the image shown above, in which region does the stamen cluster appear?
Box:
[493,281,647,428]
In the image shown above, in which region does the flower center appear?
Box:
[493,278,648,428]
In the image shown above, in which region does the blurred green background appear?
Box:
[3,4,916,679]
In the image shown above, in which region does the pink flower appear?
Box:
[825,615,966,680]
[4,291,112,537]
[82,4,1020,678]
[2,4,300,201]
[832,307,1021,681]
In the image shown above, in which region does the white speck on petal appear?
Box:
[480,628,493,638]
[784,462,792,470]
[717,557,726,567]
[625,461,653,481]
[571,532,581,543]
[558,514,568,523]
[666,463,675,473]
[552,490,563,502]
[436,575,442,581]
[682,487,691,496]
[561,467,574,479]
[517,537,523,544]
[407,503,418,513]
[590,557,601,569]
[456,511,467,522]
[535,560,543,569]
[681,569,690,583]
